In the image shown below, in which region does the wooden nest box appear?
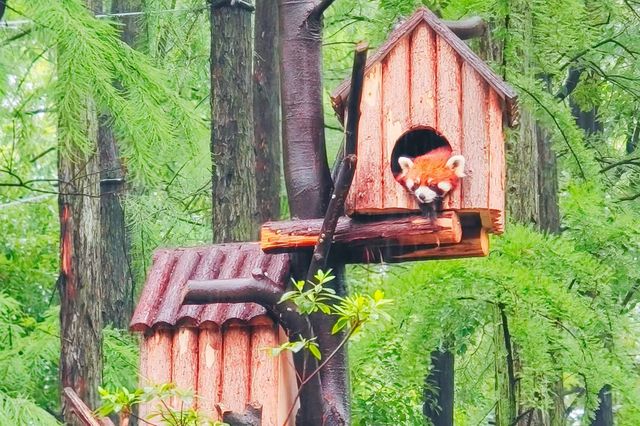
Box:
[129,244,298,425]
[331,7,518,235]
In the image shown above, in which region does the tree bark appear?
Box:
[592,385,613,426]
[279,0,333,219]
[211,1,257,243]
[59,102,103,424]
[58,2,103,423]
[98,0,139,329]
[424,349,454,426]
[278,1,350,424]
[253,0,282,223]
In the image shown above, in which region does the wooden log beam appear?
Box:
[374,226,488,263]
[62,387,115,426]
[261,211,462,254]
[183,270,313,340]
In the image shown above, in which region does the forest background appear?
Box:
[1,0,640,425]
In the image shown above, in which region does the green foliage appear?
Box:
[0,0,639,423]
[98,383,225,426]
[11,0,207,184]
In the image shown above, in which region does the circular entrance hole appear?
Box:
[390,127,452,178]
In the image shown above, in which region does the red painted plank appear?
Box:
[410,23,437,126]
[197,327,223,421]
[488,89,505,232]
[276,327,298,426]
[171,328,199,409]
[436,35,462,208]
[141,329,173,421]
[382,37,412,211]
[250,324,279,426]
[220,326,251,414]
[346,62,383,215]
[461,63,489,209]
[129,250,177,331]
[137,340,150,420]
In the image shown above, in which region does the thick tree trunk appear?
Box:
[278,1,349,424]
[592,385,613,426]
[58,104,103,424]
[424,349,454,426]
[253,0,282,223]
[279,0,333,219]
[210,1,257,243]
[98,0,139,329]
[58,2,103,423]
[572,100,613,426]
[98,121,132,328]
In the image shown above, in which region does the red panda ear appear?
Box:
[446,155,466,178]
[398,157,414,173]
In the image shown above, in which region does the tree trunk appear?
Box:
[592,385,613,426]
[253,0,282,223]
[278,1,349,424]
[98,0,139,329]
[572,98,613,426]
[210,1,257,243]
[58,2,103,423]
[59,103,103,424]
[279,0,333,219]
[424,349,454,426]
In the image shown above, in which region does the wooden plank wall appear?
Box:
[347,63,383,214]
[347,22,506,228]
[382,36,412,210]
[138,322,295,425]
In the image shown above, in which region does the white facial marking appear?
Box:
[398,157,414,173]
[437,181,452,193]
[414,186,437,204]
[406,179,415,191]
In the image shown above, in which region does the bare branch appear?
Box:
[442,16,487,40]
[310,0,336,20]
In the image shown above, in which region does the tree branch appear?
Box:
[184,269,312,337]
[555,67,583,101]
[442,16,487,39]
[344,41,368,157]
[310,0,336,21]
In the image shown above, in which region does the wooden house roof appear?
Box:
[331,7,519,127]
[130,243,290,332]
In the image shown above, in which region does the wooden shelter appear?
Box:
[129,243,298,425]
[331,7,518,235]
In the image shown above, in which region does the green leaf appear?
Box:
[308,343,322,360]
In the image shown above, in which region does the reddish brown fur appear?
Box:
[396,147,460,190]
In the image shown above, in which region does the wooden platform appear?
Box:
[261,211,462,254]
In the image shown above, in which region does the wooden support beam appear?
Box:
[261,211,462,253]
[385,226,488,262]
[62,387,115,426]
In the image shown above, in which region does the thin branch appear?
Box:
[616,192,640,203]
[515,84,587,179]
[283,325,357,426]
[598,156,640,173]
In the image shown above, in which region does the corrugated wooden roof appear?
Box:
[130,243,290,332]
[331,7,519,127]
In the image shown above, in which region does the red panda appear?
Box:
[395,146,466,219]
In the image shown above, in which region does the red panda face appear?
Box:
[396,149,465,205]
